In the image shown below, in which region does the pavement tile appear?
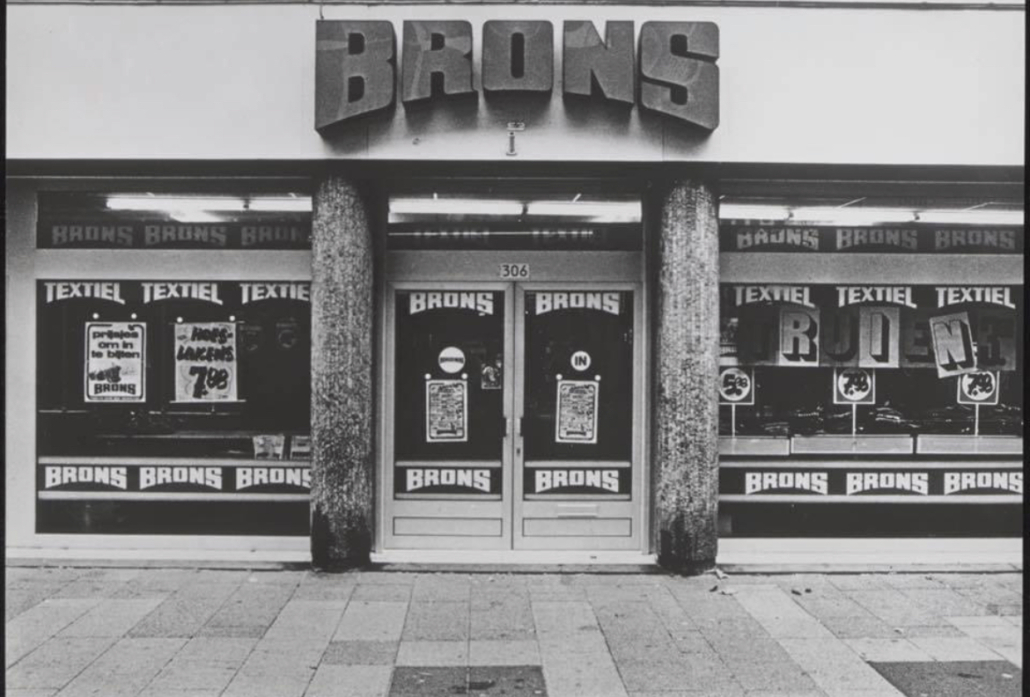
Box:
[869,660,1022,697]
[841,637,935,662]
[55,637,187,697]
[198,583,295,636]
[827,576,890,591]
[221,667,315,697]
[845,590,941,627]
[5,636,118,690]
[6,690,59,697]
[532,601,599,636]
[352,583,413,602]
[778,638,901,696]
[880,574,946,590]
[6,599,102,667]
[291,582,356,602]
[412,575,472,602]
[395,640,469,666]
[334,601,408,642]
[128,583,237,638]
[6,587,69,623]
[79,569,143,583]
[402,601,470,641]
[304,664,392,697]
[147,661,239,692]
[889,624,966,638]
[541,650,627,697]
[5,568,83,589]
[265,600,348,644]
[322,640,399,665]
[472,595,535,640]
[469,640,541,666]
[468,665,546,696]
[818,615,899,639]
[900,588,992,617]
[734,587,834,639]
[58,598,164,637]
[390,666,468,695]
[138,690,224,697]
[909,635,1009,661]
[950,621,1023,647]
[178,637,257,662]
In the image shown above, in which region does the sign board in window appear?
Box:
[555,379,599,444]
[425,378,468,442]
[84,322,146,402]
[173,322,239,402]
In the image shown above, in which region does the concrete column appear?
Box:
[310,176,376,569]
[654,180,720,572]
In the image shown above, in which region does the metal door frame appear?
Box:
[377,251,648,555]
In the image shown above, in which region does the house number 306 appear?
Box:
[499,263,530,279]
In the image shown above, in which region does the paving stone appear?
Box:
[56,637,187,697]
[403,602,469,641]
[322,640,399,665]
[469,640,541,666]
[841,637,935,662]
[540,650,627,697]
[735,587,835,639]
[6,587,68,622]
[389,666,468,695]
[472,595,535,640]
[265,600,348,644]
[138,689,224,697]
[58,598,164,637]
[221,666,315,697]
[396,640,468,666]
[128,583,237,638]
[178,637,258,663]
[352,583,413,602]
[79,569,143,583]
[334,602,408,642]
[5,636,117,690]
[6,690,60,697]
[818,615,899,639]
[889,624,966,638]
[900,588,992,617]
[793,594,874,620]
[950,621,1023,647]
[412,575,472,602]
[909,635,1008,661]
[291,582,356,602]
[147,661,240,692]
[827,575,891,591]
[869,660,1022,697]
[845,590,941,627]
[532,601,599,636]
[777,638,901,696]
[468,665,546,696]
[6,599,102,667]
[5,568,83,589]
[193,570,250,585]
[305,664,392,697]
[199,583,295,635]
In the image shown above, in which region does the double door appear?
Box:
[382,282,644,550]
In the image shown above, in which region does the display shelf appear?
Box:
[719,437,791,457]
[917,435,1023,456]
[790,435,914,455]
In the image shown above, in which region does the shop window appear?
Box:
[715,193,1023,538]
[37,191,312,249]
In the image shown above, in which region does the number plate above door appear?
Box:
[499,263,530,279]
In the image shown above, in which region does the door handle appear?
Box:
[502,416,510,438]
[517,417,524,437]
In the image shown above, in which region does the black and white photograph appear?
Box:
[5,0,1023,695]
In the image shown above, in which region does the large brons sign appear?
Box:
[316,20,719,131]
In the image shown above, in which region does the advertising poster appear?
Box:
[173,322,239,402]
[426,379,468,442]
[84,322,146,402]
[833,368,876,405]
[555,380,599,444]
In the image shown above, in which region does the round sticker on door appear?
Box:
[570,351,592,371]
[437,346,466,374]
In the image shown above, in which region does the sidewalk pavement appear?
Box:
[5,566,1023,697]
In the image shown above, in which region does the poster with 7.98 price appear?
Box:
[173,322,239,402]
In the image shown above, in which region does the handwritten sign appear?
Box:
[426,379,468,442]
[555,380,599,444]
[85,322,146,402]
[173,322,239,402]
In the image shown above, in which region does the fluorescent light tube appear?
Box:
[524,201,641,222]
[106,196,247,212]
[390,198,524,216]
[247,197,313,212]
[719,204,791,221]
[168,211,223,223]
[916,209,1024,226]
[790,207,916,225]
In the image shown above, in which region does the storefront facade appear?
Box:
[6,1,1024,568]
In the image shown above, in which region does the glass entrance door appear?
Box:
[383,283,642,551]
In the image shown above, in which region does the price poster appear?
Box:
[833,368,876,405]
[555,380,599,444]
[426,379,468,442]
[173,322,239,402]
[718,367,755,405]
[957,371,1000,405]
[84,322,146,402]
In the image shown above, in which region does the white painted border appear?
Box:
[371,550,658,565]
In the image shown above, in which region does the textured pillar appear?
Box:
[654,181,720,573]
[310,176,375,569]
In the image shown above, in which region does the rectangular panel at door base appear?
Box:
[523,518,632,537]
[394,517,503,537]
